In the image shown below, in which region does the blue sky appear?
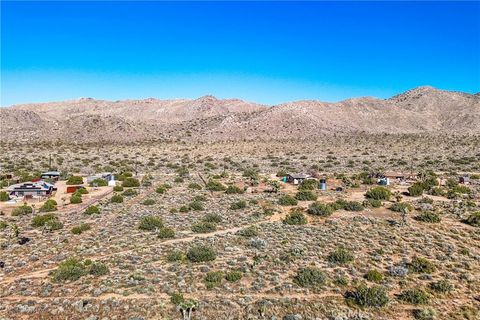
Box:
[1,1,479,106]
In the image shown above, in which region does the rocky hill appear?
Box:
[1,86,479,144]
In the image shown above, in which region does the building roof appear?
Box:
[41,171,60,176]
[288,173,312,179]
[7,181,55,192]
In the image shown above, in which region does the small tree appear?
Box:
[66,176,83,185]
[170,293,197,320]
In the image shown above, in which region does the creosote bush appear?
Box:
[398,288,431,305]
[40,199,57,212]
[139,216,164,231]
[464,212,480,227]
[32,213,58,228]
[142,198,155,206]
[110,194,124,203]
[191,221,217,233]
[327,247,355,265]
[50,258,109,282]
[345,284,389,308]
[293,267,327,288]
[225,271,243,282]
[389,202,413,212]
[70,194,82,204]
[66,176,83,185]
[278,195,298,206]
[84,205,100,215]
[230,200,247,210]
[225,185,244,194]
[282,210,307,225]
[238,225,259,237]
[365,187,391,201]
[158,227,175,239]
[364,269,384,283]
[71,223,91,235]
[408,257,436,274]
[122,177,140,187]
[0,191,9,202]
[187,245,217,263]
[203,213,222,223]
[12,205,33,216]
[429,280,453,294]
[295,190,317,201]
[206,180,226,191]
[307,202,335,216]
[204,271,224,289]
[415,211,441,223]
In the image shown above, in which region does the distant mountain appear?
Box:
[1,87,479,144]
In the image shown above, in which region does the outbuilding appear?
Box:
[41,171,61,181]
[286,173,313,185]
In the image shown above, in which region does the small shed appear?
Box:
[41,171,60,181]
[286,173,312,185]
[66,185,85,193]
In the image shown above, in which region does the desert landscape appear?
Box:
[0,87,479,320]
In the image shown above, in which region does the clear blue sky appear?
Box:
[1,1,479,106]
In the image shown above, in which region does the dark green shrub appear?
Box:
[50,258,85,282]
[430,187,445,196]
[166,250,185,262]
[342,201,364,211]
[408,257,436,274]
[238,225,259,237]
[139,216,164,231]
[206,180,226,191]
[295,190,317,201]
[282,211,307,225]
[464,212,480,227]
[71,223,91,235]
[278,195,298,206]
[0,220,8,230]
[225,271,243,282]
[327,247,354,265]
[204,271,223,289]
[111,194,124,203]
[203,213,222,223]
[158,227,175,239]
[389,202,413,212]
[415,211,441,223]
[225,185,244,194]
[429,280,453,294]
[364,198,382,208]
[346,284,389,307]
[408,183,425,197]
[187,245,217,262]
[155,186,167,194]
[122,188,137,197]
[122,177,140,187]
[364,269,384,283]
[90,178,107,187]
[365,187,391,201]
[0,191,9,201]
[66,176,83,185]
[46,219,63,230]
[142,199,155,206]
[70,194,82,204]
[40,199,57,212]
[12,205,33,216]
[413,308,437,320]
[189,201,204,211]
[191,221,216,233]
[113,185,124,192]
[398,288,431,305]
[299,179,317,190]
[32,213,57,227]
[307,202,334,216]
[188,182,202,190]
[293,267,327,287]
[230,200,247,210]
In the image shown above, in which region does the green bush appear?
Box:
[66,176,83,185]
[225,271,243,282]
[188,182,202,190]
[230,200,247,210]
[293,267,327,287]
[346,284,389,307]
[40,199,57,212]
[142,198,155,206]
[111,194,124,203]
[50,258,108,282]
[189,201,204,211]
[225,185,244,194]
[139,216,164,231]
[122,177,140,187]
[413,308,437,320]
[90,178,107,187]
[122,188,137,197]
[32,213,57,227]
[278,195,298,206]
[46,219,63,230]
[429,280,453,294]
[238,225,259,237]
[295,190,317,201]
[327,247,354,265]
[364,198,382,208]
[282,210,308,225]
[113,185,124,192]
[12,205,33,216]
[430,187,445,196]
[365,187,391,201]
[464,212,480,227]
[70,194,82,204]
[415,211,441,223]
[389,202,413,212]
[408,257,436,274]
[71,223,91,235]
[398,288,431,305]
[191,221,217,233]
[166,250,185,262]
[341,200,364,211]
[158,227,175,239]
[155,186,167,194]
[299,179,318,190]
[204,271,223,289]
[187,245,217,262]
[0,191,9,202]
[206,180,226,191]
[364,269,384,283]
[408,183,425,197]
[307,202,334,216]
[75,188,88,195]
[0,220,8,230]
[203,213,222,223]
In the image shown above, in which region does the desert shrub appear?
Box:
[307,202,334,216]
[51,258,108,282]
[429,280,453,294]
[110,194,124,203]
[293,267,327,287]
[238,225,259,237]
[450,185,471,194]
[203,213,222,223]
[295,190,317,201]
[12,205,33,216]
[75,188,88,195]
[408,257,436,274]
[364,198,382,208]
[40,199,57,212]
[0,220,8,229]
[90,178,108,187]
[188,182,202,190]
[408,183,425,197]
[282,210,307,225]
[166,250,185,262]
[206,180,226,191]
[225,185,244,194]
[179,205,190,213]
[389,202,413,212]
[345,284,389,308]
[113,185,124,192]
[299,179,317,190]
[0,191,9,201]
[191,221,216,233]
[122,177,140,187]
[46,219,63,230]
[365,187,391,200]
[327,247,354,265]
[158,227,175,239]
[142,198,155,206]
[174,177,184,183]
[139,216,164,231]
[155,186,167,194]
[413,308,437,320]
[70,194,82,204]
[122,188,137,197]
[464,212,480,227]
[225,271,243,282]
[71,223,91,235]
[364,269,384,283]
[32,213,57,227]
[342,200,364,211]
[66,176,83,185]
[398,288,431,305]
[430,187,445,196]
[230,200,247,210]
[187,245,217,262]
[334,275,349,286]
[193,195,207,202]
[189,201,204,211]
[415,211,441,223]
[85,259,109,277]
[204,271,223,289]
[278,195,298,206]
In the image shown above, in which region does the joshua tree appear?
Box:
[171,293,198,320]
[401,207,409,226]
